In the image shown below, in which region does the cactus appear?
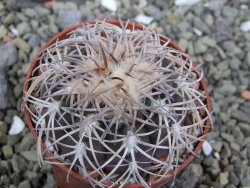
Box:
[23,20,211,187]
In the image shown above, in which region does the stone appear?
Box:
[0,121,8,133]
[241,178,250,187]
[20,151,37,161]
[219,172,229,185]
[14,38,30,53]
[101,0,117,11]
[11,154,26,172]
[231,110,250,124]
[240,21,250,32]
[18,180,31,188]
[2,145,13,158]
[175,0,201,6]
[178,38,188,51]
[57,10,81,30]
[16,22,31,36]
[0,73,9,109]
[203,53,214,62]
[193,17,211,34]
[212,142,223,152]
[28,34,41,48]
[246,52,250,67]
[230,142,240,152]
[222,6,238,18]
[229,172,239,186]
[9,116,25,135]
[219,84,236,95]
[189,164,203,177]
[204,14,214,27]
[0,42,17,69]
[23,8,36,18]
[221,133,234,142]
[0,132,8,144]
[0,25,7,38]
[194,41,208,54]
[3,12,15,24]
[19,133,34,151]
[135,14,154,25]
[202,141,213,156]
[200,36,217,47]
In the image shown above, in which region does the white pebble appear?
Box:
[101,0,117,12]
[193,28,203,36]
[175,0,201,6]
[135,14,153,25]
[240,21,250,32]
[202,141,213,156]
[8,116,25,135]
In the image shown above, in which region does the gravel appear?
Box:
[0,0,249,188]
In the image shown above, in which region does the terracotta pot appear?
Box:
[23,19,212,188]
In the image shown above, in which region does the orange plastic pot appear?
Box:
[23,19,212,188]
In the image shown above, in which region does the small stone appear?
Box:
[11,154,26,172]
[246,52,250,67]
[200,36,217,47]
[240,21,250,32]
[57,10,81,30]
[229,172,239,186]
[221,133,234,142]
[135,14,154,25]
[22,63,31,74]
[231,110,250,124]
[189,164,203,177]
[0,132,8,144]
[219,172,229,185]
[219,84,236,95]
[8,116,25,135]
[194,41,208,54]
[222,6,238,18]
[18,180,31,188]
[28,34,41,48]
[0,73,9,109]
[202,141,213,156]
[212,142,223,152]
[0,42,17,69]
[178,38,188,51]
[241,178,250,187]
[0,121,8,133]
[230,142,240,152]
[20,151,37,161]
[175,0,201,6]
[19,133,34,151]
[204,14,214,27]
[101,0,117,11]
[3,12,15,25]
[23,8,36,18]
[2,145,13,158]
[203,53,214,62]
[0,25,7,39]
[241,90,250,100]
[14,38,30,53]
[193,28,202,36]
[7,134,22,146]
[16,22,31,36]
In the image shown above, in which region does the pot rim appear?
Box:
[23,19,212,188]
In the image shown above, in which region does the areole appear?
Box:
[23,19,212,188]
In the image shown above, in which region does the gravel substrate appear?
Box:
[0,0,250,188]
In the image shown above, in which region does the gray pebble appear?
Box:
[229,172,239,186]
[0,73,9,109]
[0,25,7,38]
[18,180,31,188]
[19,133,34,151]
[2,145,13,159]
[219,172,229,185]
[57,10,81,30]
[28,34,41,48]
[194,41,208,54]
[16,22,31,36]
[3,12,15,25]
[20,151,37,161]
[14,38,30,53]
[11,154,26,172]
[0,42,17,69]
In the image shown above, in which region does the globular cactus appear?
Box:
[23,20,211,187]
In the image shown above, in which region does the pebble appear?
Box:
[13,38,30,53]
[57,10,81,30]
[19,133,34,151]
[0,25,7,38]
[219,84,236,95]
[2,145,13,159]
[101,0,117,12]
[135,14,154,25]
[16,22,31,36]
[3,12,15,24]
[219,172,229,185]
[11,154,26,172]
[0,73,9,109]
[221,133,234,143]
[241,90,250,100]
[229,172,239,186]
[20,151,37,161]
[0,42,17,69]
[28,34,41,48]
[175,0,201,6]
[202,141,213,156]
[18,180,31,188]
[194,41,208,54]
[8,116,25,135]
[240,21,250,32]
